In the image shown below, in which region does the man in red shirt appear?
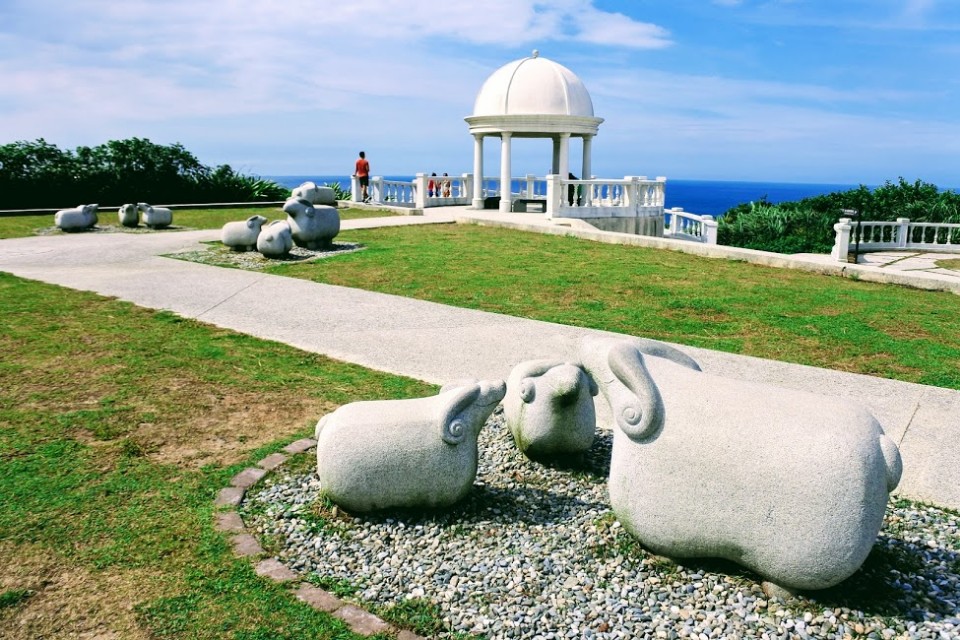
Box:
[354,151,370,202]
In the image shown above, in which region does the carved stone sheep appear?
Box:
[286,203,340,250]
[292,181,337,206]
[314,379,506,512]
[256,220,292,258]
[118,203,139,227]
[54,204,98,231]
[579,335,903,591]
[221,215,268,251]
[137,203,172,229]
[504,360,597,460]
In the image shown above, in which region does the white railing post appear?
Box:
[525,174,536,198]
[462,173,473,201]
[369,177,383,204]
[896,218,910,248]
[545,174,562,219]
[414,173,428,209]
[831,217,852,261]
[702,215,718,245]
[655,177,667,207]
[623,176,639,213]
[351,175,360,202]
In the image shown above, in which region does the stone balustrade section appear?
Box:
[832,217,960,260]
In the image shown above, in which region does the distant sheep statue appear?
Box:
[118,204,139,227]
[55,204,98,231]
[137,203,173,229]
[579,335,903,591]
[292,181,337,206]
[314,379,506,512]
[221,215,268,251]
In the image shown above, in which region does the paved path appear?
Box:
[1,212,958,510]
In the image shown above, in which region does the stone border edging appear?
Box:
[456,215,960,296]
[213,437,426,640]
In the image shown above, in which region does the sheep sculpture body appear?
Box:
[118,203,139,227]
[256,220,293,257]
[55,204,98,231]
[579,335,903,591]
[137,203,173,229]
[314,379,506,512]
[221,215,268,251]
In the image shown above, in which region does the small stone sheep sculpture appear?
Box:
[314,379,507,512]
[579,335,903,591]
[256,220,293,258]
[504,360,597,460]
[285,199,340,250]
[118,203,139,227]
[55,204,98,231]
[221,215,268,251]
[137,203,173,229]
[292,181,337,206]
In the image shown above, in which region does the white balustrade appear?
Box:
[832,217,960,260]
[545,175,666,220]
[663,208,718,244]
[371,177,416,207]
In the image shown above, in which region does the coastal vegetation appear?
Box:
[0,138,289,210]
[269,224,960,390]
[717,178,960,254]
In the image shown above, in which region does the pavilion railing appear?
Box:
[545,175,666,220]
[832,217,960,260]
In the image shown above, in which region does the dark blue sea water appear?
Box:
[265,175,862,217]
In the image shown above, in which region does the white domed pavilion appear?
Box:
[465,50,603,211]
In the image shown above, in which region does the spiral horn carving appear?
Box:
[439,384,482,445]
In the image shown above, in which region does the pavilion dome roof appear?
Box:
[471,51,596,118]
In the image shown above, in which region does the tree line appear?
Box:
[0,138,288,210]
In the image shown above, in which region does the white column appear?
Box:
[581,136,593,206]
[559,133,570,180]
[831,218,853,261]
[499,132,512,212]
[472,134,484,209]
[581,136,592,182]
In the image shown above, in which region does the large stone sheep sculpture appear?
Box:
[283,197,339,250]
[314,379,506,513]
[221,215,268,251]
[504,360,597,460]
[579,335,903,591]
[137,203,173,229]
[55,204,98,231]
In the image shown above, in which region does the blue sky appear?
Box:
[1,0,958,186]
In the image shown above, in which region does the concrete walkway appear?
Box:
[1,211,958,511]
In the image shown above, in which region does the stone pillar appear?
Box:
[472,135,485,209]
[559,133,570,181]
[702,215,718,245]
[581,136,593,206]
[832,218,853,261]
[351,175,360,202]
[414,173,428,209]
[896,217,910,249]
[545,174,562,220]
[499,133,512,213]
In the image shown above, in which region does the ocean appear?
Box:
[265,175,862,217]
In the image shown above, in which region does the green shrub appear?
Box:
[0,138,287,209]
[718,178,960,254]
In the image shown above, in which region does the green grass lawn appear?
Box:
[264,224,960,390]
[0,271,433,639]
[0,206,395,240]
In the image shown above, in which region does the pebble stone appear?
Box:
[242,407,960,640]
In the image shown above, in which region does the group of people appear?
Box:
[427,172,452,198]
[353,151,453,202]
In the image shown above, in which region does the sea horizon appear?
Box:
[264,175,871,216]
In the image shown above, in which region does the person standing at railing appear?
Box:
[354,151,371,203]
[442,172,452,198]
[428,172,437,198]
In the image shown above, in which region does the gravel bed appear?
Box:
[243,407,960,639]
[169,241,365,270]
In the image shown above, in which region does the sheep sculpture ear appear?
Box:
[438,384,481,445]
[605,342,664,443]
[519,379,536,403]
